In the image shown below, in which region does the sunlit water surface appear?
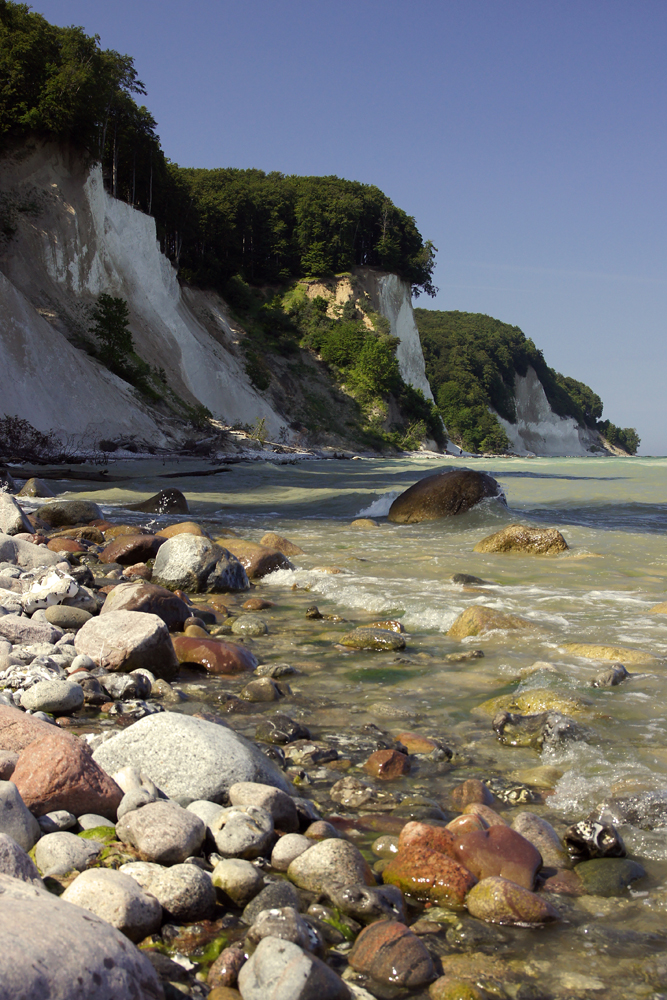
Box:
[59,455,667,997]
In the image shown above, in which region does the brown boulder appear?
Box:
[242,597,274,610]
[453,826,542,889]
[383,845,476,909]
[101,580,190,630]
[398,821,457,858]
[47,537,85,554]
[473,524,568,555]
[395,731,440,754]
[447,605,535,639]
[465,875,560,925]
[450,778,494,810]
[126,489,189,514]
[11,732,123,818]
[0,705,58,753]
[103,524,153,540]
[172,635,257,674]
[259,532,304,556]
[38,500,103,527]
[222,540,294,578]
[157,521,208,539]
[50,526,105,543]
[349,920,435,988]
[99,534,165,565]
[387,469,503,524]
[363,749,411,780]
[462,803,508,828]
[75,610,178,680]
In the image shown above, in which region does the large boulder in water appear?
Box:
[474,524,568,555]
[152,534,249,592]
[387,469,503,524]
[126,488,189,514]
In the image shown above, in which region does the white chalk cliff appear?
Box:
[0,142,440,449]
[494,367,600,457]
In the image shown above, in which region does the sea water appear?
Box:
[60,454,667,996]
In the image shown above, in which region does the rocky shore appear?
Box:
[0,475,664,1000]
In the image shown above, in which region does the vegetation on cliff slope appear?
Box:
[415,309,639,454]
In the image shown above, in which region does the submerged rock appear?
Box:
[126,488,189,514]
[38,500,103,527]
[387,468,503,524]
[465,875,560,925]
[473,523,568,555]
[340,628,406,651]
[561,642,659,665]
[574,857,646,896]
[172,635,257,674]
[493,709,584,750]
[448,605,535,639]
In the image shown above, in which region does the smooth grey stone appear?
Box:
[247,906,320,952]
[0,780,40,851]
[99,672,150,701]
[238,936,350,1000]
[242,879,301,925]
[74,610,178,680]
[152,533,249,593]
[229,781,298,832]
[70,653,96,671]
[592,663,630,687]
[21,678,84,714]
[287,839,371,895]
[512,811,570,869]
[0,495,33,536]
[326,883,406,924]
[0,832,43,885]
[77,813,116,831]
[122,860,216,922]
[211,857,264,906]
[115,799,205,864]
[44,606,92,630]
[0,873,163,999]
[34,831,102,877]
[0,613,62,645]
[38,810,77,834]
[37,501,103,528]
[117,788,157,819]
[575,857,646,897]
[211,804,274,859]
[93,711,291,804]
[62,868,162,942]
[187,799,226,835]
[232,616,268,636]
[0,533,62,570]
[271,833,313,872]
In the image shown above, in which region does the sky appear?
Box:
[34,0,667,454]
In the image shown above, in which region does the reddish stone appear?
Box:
[363,748,411,780]
[383,845,477,909]
[450,779,494,810]
[398,821,458,858]
[125,563,152,580]
[207,943,246,989]
[395,731,439,754]
[47,537,85,553]
[172,635,257,674]
[0,705,59,753]
[99,534,165,565]
[99,585,117,594]
[11,732,123,818]
[463,803,508,827]
[103,524,153,540]
[156,522,208,539]
[453,825,542,890]
[349,921,435,988]
[446,814,489,836]
[242,597,274,610]
[101,580,190,630]
[540,869,584,896]
[174,590,195,605]
[222,540,293,579]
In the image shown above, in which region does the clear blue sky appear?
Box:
[34,0,667,454]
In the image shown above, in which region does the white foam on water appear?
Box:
[355,491,400,518]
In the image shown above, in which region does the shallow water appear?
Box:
[54,455,667,997]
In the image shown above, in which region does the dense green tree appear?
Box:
[90,293,133,365]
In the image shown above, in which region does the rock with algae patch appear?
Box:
[473,524,568,555]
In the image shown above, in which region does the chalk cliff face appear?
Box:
[494,367,600,457]
[0,142,289,445]
[0,142,438,450]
